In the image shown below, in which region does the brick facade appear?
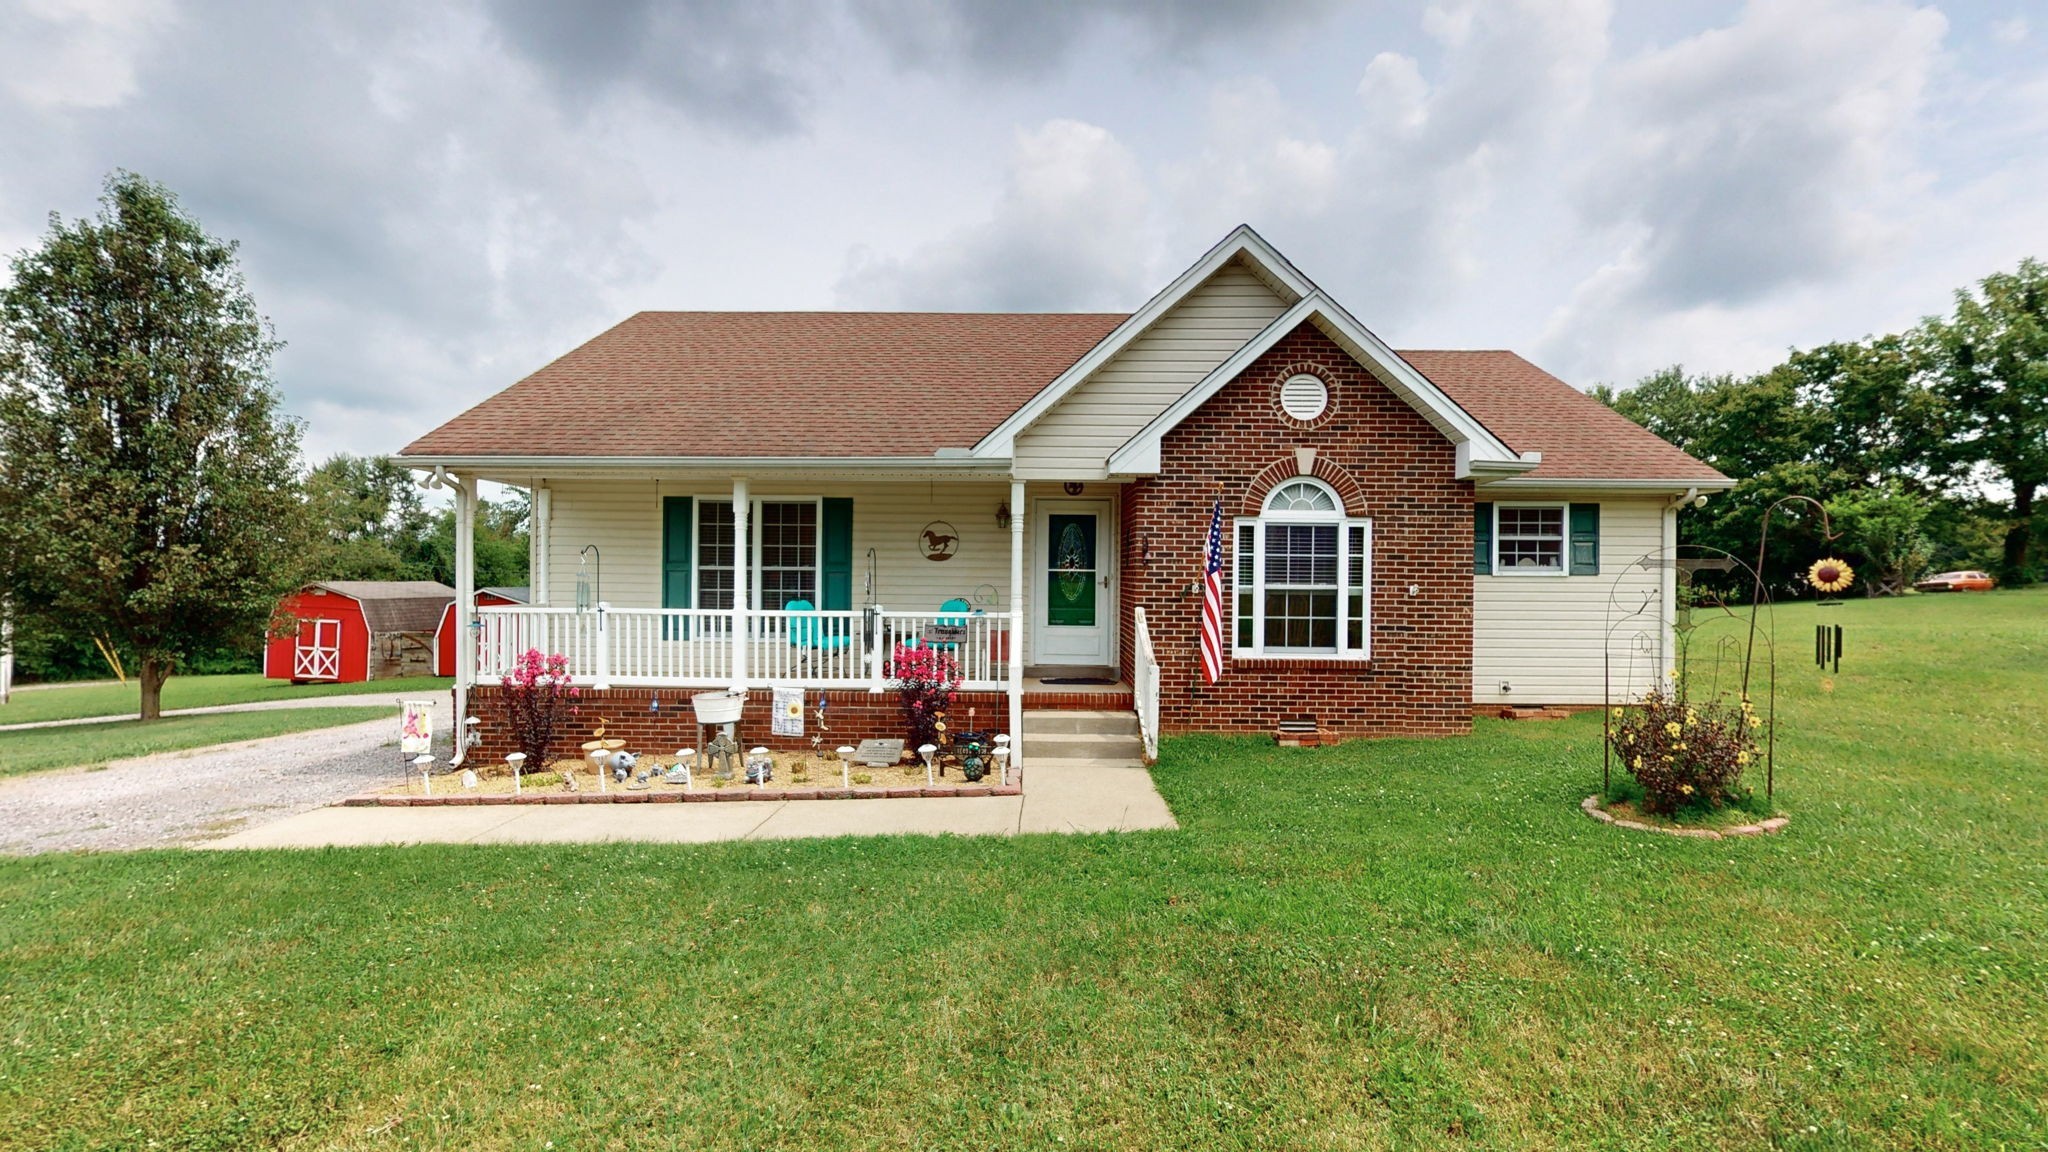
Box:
[465,685,1013,766]
[1118,321,1474,739]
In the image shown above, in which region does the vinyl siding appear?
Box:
[536,477,1117,667]
[1472,494,1669,705]
[1013,258,1288,480]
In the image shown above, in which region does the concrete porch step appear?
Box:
[1022,710,1140,736]
[1023,732,1145,760]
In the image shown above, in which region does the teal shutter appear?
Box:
[662,497,693,637]
[1473,502,1494,575]
[821,498,854,610]
[1569,502,1600,575]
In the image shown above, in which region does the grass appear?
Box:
[0,673,451,726]
[0,591,2043,1149]
[0,707,394,777]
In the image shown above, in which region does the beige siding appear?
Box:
[535,477,1129,667]
[1472,495,1670,705]
[1013,258,1287,480]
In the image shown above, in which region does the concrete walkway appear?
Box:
[201,758,1177,849]
[0,690,442,733]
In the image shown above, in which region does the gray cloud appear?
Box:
[849,0,1343,77]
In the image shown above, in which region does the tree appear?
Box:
[404,490,530,589]
[1924,258,2048,585]
[303,452,431,581]
[1825,484,1933,596]
[0,173,306,719]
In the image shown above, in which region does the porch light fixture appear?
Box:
[576,544,601,611]
[996,500,1011,530]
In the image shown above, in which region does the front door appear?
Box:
[294,618,342,680]
[1033,500,1112,665]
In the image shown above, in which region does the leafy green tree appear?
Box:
[302,452,432,581]
[1923,258,2048,584]
[404,491,530,589]
[1825,483,1933,596]
[0,173,306,718]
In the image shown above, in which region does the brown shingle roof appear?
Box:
[312,581,455,634]
[1402,350,1728,483]
[400,311,1126,458]
[399,313,1723,484]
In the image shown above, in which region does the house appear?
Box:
[264,581,456,684]
[398,226,1730,765]
[433,587,528,677]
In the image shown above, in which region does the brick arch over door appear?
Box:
[1243,455,1369,517]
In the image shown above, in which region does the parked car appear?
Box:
[1915,570,1996,592]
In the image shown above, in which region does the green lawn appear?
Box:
[0,673,451,725]
[0,592,2043,1149]
[0,707,394,777]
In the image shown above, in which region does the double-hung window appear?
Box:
[1495,504,1565,574]
[1232,479,1372,659]
[694,499,821,609]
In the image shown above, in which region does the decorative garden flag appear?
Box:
[399,700,434,755]
[1200,498,1225,684]
[771,687,805,736]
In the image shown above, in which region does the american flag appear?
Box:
[1200,498,1225,684]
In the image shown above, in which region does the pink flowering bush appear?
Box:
[891,643,959,752]
[501,649,579,769]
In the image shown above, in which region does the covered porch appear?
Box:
[436,464,1134,762]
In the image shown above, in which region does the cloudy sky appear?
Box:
[3,0,2045,464]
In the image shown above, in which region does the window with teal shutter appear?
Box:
[661,497,692,638]
[1569,502,1600,575]
[1473,502,1493,574]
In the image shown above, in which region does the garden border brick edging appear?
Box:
[1581,794,1787,840]
[343,773,1022,808]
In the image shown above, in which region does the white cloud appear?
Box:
[0,0,173,109]
[834,118,1155,311]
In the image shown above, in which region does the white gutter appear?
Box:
[391,453,1013,473]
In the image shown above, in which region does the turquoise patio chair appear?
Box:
[783,599,852,651]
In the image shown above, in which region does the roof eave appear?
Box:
[1477,474,1739,492]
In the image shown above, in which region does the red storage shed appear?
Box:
[434,587,529,677]
[265,581,456,683]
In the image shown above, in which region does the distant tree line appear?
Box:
[1596,259,2048,596]
[0,172,526,699]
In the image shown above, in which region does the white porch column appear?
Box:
[452,474,476,763]
[731,476,750,691]
[532,485,551,605]
[1009,478,1025,766]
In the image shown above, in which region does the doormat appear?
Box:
[1040,677,1117,685]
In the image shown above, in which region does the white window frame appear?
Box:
[1231,479,1372,660]
[1494,502,1568,578]
[693,496,825,610]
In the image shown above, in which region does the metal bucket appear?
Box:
[691,690,745,725]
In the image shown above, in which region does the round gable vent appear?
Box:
[1279,373,1329,422]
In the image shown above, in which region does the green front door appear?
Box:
[1046,513,1097,626]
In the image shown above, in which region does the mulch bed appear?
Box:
[354,752,1019,807]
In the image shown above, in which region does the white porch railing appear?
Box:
[1133,606,1160,762]
[475,604,1013,691]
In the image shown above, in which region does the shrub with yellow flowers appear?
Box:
[1607,687,1764,814]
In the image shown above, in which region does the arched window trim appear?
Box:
[1261,477,1342,519]
[1233,477,1372,660]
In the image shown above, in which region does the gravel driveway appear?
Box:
[0,699,451,855]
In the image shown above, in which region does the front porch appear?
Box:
[442,469,1137,765]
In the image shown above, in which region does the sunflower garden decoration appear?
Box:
[1808,557,1852,674]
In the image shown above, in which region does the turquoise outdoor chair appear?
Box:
[784,599,852,651]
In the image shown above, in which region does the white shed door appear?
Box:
[294,618,342,680]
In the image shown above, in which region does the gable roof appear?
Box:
[1401,352,1728,486]
[400,311,1124,460]
[307,581,455,633]
[1104,291,1531,478]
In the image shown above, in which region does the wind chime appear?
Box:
[1808,557,1854,679]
